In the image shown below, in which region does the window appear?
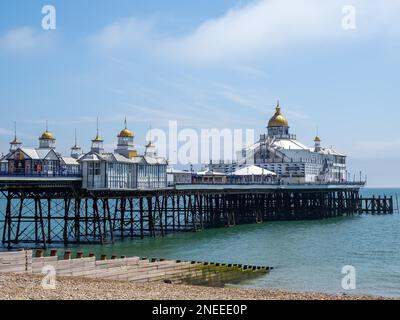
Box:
[88,162,101,176]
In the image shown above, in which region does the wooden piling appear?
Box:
[35,249,44,258]
[0,184,393,247]
[63,250,72,260]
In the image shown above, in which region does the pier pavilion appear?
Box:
[209,101,347,184]
[1,126,80,177]
[3,127,61,176]
[79,120,168,190]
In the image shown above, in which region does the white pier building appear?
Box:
[209,102,346,184]
[80,120,167,190]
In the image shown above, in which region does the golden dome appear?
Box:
[118,118,134,138]
[314,136,321,142]
[267,102,289,127]
[40,131,55,140]
[118,128,134,138]
[92,135,103,142]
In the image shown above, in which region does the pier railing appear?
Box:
[0,171,81,178]
[174,181,366,187]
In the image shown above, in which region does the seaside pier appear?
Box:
[1,104,396,249]
[0,177,394,249]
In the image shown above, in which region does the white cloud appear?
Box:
[89,17,156,52]
[162,0,400,64]
[221,90,255,107]
[0,26,54,54]
[161,0,340,64]
[90,0,400,64]
[0,128,13,136]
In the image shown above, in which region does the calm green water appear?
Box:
[67,188,400,297]
[1,188,399,297]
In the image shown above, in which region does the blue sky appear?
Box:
[1,0,400,186]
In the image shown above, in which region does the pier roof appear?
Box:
[143,155,168,165]
[79,151,168,165]
[167,168,191,174]
[5,148,58,161]
[272,139,309,150]
[317,148,345,157]
[196,170,226,176]
[233,165,276,176]
[79,152,137,164]
[60,156,79,166]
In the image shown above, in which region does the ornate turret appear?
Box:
[9,122,22,152]
[314,135,322,152]
[91,118,104,153]
[267,101,292,139]
[114,117,137,159]
[71,129,82,159]
[268,101,289,127]
[39,121,56,149]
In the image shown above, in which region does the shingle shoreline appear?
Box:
[0,273,391,300]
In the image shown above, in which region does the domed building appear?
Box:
[39,129,56,149]
[80,119,167,190]
[208,101,347,183]
[3,122,63,176]
[267,101,291,138]
[114,118,137,159]
[1,123,22,174]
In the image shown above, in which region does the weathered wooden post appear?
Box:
[35,249,44,258]
[63,250,72,260]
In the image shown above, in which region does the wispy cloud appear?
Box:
[0,26,54,54]
[285,109,309,120]
[0,128,14,136]
[220,90,255,108]
[89,0,400,65]
[228,64,268,78]
[0,127,36,142]
[88,17,156,53]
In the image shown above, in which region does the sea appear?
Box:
[1,188,399,297]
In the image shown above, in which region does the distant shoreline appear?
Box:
[0,273,392,300]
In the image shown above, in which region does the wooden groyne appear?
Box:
[0,250,270,286]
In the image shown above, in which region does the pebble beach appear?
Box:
[0,273,390,300]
